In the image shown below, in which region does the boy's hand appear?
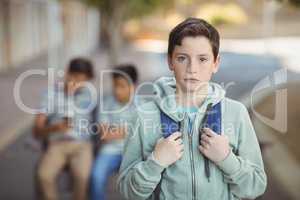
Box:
[153,132,184,167]
[198,128,230,163]
[100,124,127,141]
[55,119,72,133]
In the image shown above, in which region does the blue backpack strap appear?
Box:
[160,111,180,138]
[200,101,222,182]
[206,102,222,135]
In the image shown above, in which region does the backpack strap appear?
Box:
[200,102,222,182]
[160,111,180,138]
[204,102,222,135]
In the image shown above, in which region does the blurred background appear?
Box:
[0,0,300,199]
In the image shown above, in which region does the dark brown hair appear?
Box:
[112,64,138,84]
[168,17,220,61]
[68,57,94,79]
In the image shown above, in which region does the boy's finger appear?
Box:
[168,131,182,141]
[203,128,216,137]
[201,134,211,144]
[200,139,210,148]
[178,151,184,159]
[175,138,183,145]
[178,144,184,152]
[201,133,210,140]
[198,145,207,154]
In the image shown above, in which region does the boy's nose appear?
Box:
[186,60,198,74]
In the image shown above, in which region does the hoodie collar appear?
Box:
[153,76,226,122]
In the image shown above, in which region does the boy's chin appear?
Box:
[182,84,207,94]
[182,86,199,93]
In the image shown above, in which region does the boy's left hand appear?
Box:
[198,128,230,163]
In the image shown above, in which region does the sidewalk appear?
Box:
[0,53,49,151]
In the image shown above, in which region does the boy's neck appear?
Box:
[118,99,129,105]
[116,96,131,105]
[175,85,208,108]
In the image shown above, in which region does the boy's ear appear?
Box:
[168,55,174,71]
[212,55,220,74]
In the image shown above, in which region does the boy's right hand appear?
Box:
[54,119,72,133]
[153,132,184,167]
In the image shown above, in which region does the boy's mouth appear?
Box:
[184,78,199,83]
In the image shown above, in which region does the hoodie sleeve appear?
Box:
[117,115,165,200]
[215,104,267,199]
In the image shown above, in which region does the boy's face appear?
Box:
[168,36,220,93]
[113,77,135,104]
[65,72,89,95]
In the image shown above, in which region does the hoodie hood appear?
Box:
[153,76,226,121]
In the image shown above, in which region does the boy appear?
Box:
[90,64,139,200]
[117,18,267,200]
[34,58,95,200]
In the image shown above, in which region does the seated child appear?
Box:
[90,64,139,200]
[34,58,95,200]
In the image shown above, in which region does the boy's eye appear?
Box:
[177,56,186,62]
[199,58,207,62]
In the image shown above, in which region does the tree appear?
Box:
[288,0,300,6]
[82,0,174,65]
[277,0,300,7]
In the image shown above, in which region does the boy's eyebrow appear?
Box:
[174,53,210,57]
[197,54,209,57]
[174,53,188,56]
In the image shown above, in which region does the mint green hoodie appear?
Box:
[117,77,267,200]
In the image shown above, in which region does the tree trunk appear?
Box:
[1,0,11,69]
[99,1,126,66]
[99,11,110,48]
[107,13,123,66]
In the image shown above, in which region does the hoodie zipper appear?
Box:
[187,104,212,200]
[187,113,196,200]
[179,102,215,200]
